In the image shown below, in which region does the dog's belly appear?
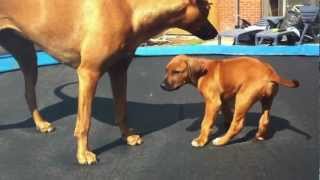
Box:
[39,45,81,67]
[0,0,136,69]
[0,2,89,67]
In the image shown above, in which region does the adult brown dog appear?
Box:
[0,0,217,164]
[161,55,299,147]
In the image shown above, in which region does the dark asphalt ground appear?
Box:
[0,56,318,180]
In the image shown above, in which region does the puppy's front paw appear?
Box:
[125,134,143,146]
[191,138,207,147]
[212,137,228,146]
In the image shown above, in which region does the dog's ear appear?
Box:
[183,0,196,4]
[184,0,209,5]
[186,58,207,84]
[184,0,202,4]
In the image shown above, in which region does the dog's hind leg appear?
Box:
[212,88,257,146]
[255,83,278,140]
[221,99,234,128]
[0,29,55,133]
[255,98,273,140]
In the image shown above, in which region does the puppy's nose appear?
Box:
[160,82,167,89]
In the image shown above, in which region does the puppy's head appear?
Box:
[160,55,207,91]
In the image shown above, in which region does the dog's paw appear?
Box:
[191,138,207,147]
[125,135,143,146]
[77,150,97,165]
[212,137,226,146]
[255,136,265,141]
[36,122,55,133]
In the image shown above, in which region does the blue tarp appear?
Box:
[0,52,58,72]
[135,44,320,56]
[1,44,319,72]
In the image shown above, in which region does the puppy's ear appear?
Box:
[188,58,207,75]
[186,58,207,84]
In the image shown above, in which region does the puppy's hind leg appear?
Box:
[255,83,278,140]
[213,89,256,146]
[255,99,272,141]
[221,99,234,128]
[0,29,55,133]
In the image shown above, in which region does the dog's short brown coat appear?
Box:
[161,55,299,147]
[0,0,217,164]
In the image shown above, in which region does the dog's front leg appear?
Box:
[109,60,143,146]
[192,97,221,147]
[74,67,101,165]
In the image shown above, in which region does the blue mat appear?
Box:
[1,44,319,73]
[0,52,58,72]
[135,44,320,56]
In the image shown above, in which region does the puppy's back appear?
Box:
[218,57,275,88]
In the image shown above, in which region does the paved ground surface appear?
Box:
[0,56,318,180]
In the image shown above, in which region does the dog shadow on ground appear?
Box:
[0,82,311,155]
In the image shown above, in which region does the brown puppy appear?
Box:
[161,55,299,147]
[0,0,217,164]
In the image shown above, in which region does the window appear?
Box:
[262,0,285,16]
[263,0,319,16]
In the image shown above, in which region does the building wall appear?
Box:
[216,0,262,32]
[216,0,237,32]
[167,0,262,35]
[239,0,262,26]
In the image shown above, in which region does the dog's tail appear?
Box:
[270,74,300,88]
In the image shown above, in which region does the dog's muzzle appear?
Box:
[160,81,178,91]
[194,20,218,40]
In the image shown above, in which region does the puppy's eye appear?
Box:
[172,70,181,74]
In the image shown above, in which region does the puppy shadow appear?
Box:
[186,112,312,145]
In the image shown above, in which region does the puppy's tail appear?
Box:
[270,74,299,88]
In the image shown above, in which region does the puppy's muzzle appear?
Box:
[160,80,177,91]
